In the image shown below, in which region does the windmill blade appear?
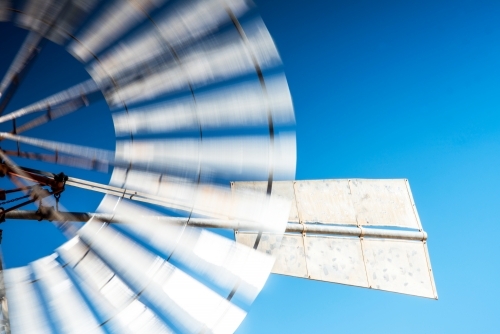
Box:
[13,98,89,135]
[115,132,295,181]
[99,196,276,303]
[0,79,99,125]
[43,0,101,45]
[234,180,438,299]
[30,255,106,333]
[77,221,247,334]
[0,0,10,21]
[15,0,66,35]
[3,267,52,334]
[67,0,168,62]
[92,19,281,106]
[57,238,172,333]
[2,149,109,172]
[0,132,115,164]
[92,0,251,80]
[0,31,42,108]
[113,75,294,136]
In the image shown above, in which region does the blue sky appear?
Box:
[1,0,500,333]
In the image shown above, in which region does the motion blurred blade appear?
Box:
[0,132,115,164]
[116,132,295,181]
[99,196,275,303]
[113,75,294,135]
[108,170,291,230]
[0,31,42,100]
[93,19,281,106]
[57,238,172,333]
[3,149,109,172]
[30,255,105,333]
[0,79,99,125]
[93,0,251,80]
[67,0,168,62]
[44,0,101,45]
[3,267,51,334]
[0,0,10,21]
[13,98,88,134]
[78,222,247,334]
[16,0,65,36]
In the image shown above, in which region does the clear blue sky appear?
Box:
[1,0,500,333]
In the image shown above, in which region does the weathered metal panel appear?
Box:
[232,181,299,222]
[235,232,437,298]
[362,238,435,298]
[349,179,420,229]
[293,180,357,225]
[196,179,424,228]
[235,232,307,278]
[304,236,368,287]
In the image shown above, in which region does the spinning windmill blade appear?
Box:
[0,1,437,334]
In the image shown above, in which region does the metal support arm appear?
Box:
[3,210,427,241]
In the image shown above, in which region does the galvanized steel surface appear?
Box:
[236,231,437,299]
[253,179,425,229]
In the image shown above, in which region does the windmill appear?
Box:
[0,0,437,333]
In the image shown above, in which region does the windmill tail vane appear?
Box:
[0,0,437,333]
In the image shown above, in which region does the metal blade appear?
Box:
[3,267,51,334]
[99,196,275,304]
[0,0,11,21]
[93,19,281,106]
[113,75,294,135]
[0,79,99,125]
[30,255,105,333]
[0,132,115,164]
[115,132,295,181]
[78,222,247,333]
[57,237,172,333]
[0,31,43,114]
[2,149,109,172]
[67,0,168,62]
[92,0,251,81]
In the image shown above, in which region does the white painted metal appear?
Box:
[246,179,423,229]
[57,237,172,334]
[3,267,50,334]
[30,255,105,334]
[236,232,437,299]
[77,221,247,333]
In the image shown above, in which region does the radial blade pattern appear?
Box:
[77,221,247,334]
[90,0,251,82]
[99,196,276,303]
[30,255,105,333]
[57,238,173,333]
[0,1,296,332]
[92,19,281,107]
[0,133,115,164]
[0,0,10,21]
[0,79,99,125]
[113,75,294,135]
[68,0,168,62]
[115,132,295,181]
[3,267,51,334]
[0,31,42,101]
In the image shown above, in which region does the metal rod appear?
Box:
[3,210,427,241]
